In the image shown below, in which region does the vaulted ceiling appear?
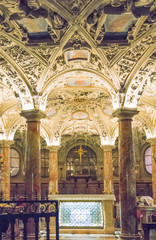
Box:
[0,0,156,146]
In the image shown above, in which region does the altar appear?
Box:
[49,194,115,234]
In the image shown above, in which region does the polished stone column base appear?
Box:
[27,235,40,240]
[104,226,115,234]
[103,199,115,234]
[120,234,140,240]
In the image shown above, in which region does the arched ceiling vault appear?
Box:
[0,0,155,144]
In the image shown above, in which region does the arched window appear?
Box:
[10,148,20,177]
[41,149,49,178]
[145,147,152,174]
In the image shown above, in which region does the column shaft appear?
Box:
[149,139,156,204]
[48,146,60,195]
[102,146,114,194]
[21,110,45,200]
[0,140,13,200]
[113,109,140,240]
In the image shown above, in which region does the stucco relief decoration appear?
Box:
[0,58,33,110]
[57,0,91,16]
[3,45,44,87]
[125,57,156,108]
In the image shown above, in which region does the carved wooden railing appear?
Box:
[0,199,59,240]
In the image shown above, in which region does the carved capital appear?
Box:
[101,145,114,151]
[147,138,156,146]
[0,140,14,148]
[112,108,139,120]
[47,145,60,152]
[20,109,46,122]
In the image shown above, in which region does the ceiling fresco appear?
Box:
[0,0,155,145]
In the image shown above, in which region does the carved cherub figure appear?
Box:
[0,0,47,22]
[25,0,40,10]
[50,12,67,30]
[87,10,98,33]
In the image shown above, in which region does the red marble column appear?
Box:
[148,138,156,204]
[101,145,114,194]
[21,110,45,200]
[47,146,60,195]
[113,109,140,240]
[0,140,13,200]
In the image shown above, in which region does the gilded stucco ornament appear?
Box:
[0,0,155,151]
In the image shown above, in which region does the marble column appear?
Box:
[47,146,60,195]
[148,138,156,204]
[21,110,45,200]
[0,140,13,200]
[113,109,140,240]
[101,145,114,194]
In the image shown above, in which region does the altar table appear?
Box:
[49,194,115,234]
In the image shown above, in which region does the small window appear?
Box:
[41,149,49,178]
[10,148,20,176]
[145,147,152,174]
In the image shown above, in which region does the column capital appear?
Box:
[112,108,139,120]
[101,145,114,151]
[0,140,14,147]
[47,145,60,152]
[147,138,156,146]
[20,109,46,122]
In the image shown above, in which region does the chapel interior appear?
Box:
[0,0,156,240]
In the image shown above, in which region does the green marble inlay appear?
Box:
[59,201,103,227]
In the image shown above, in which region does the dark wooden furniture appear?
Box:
[137,206,156,240]
[142,223,156,240]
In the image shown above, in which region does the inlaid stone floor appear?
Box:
[40,233,119,240]
[40,230,156,240]
[47,231,156,240]
[59,234,118,239]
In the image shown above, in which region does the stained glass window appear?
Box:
[145,147,152,174]
[59,202,103,228]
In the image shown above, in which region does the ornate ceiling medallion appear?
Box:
[72,111,89,120]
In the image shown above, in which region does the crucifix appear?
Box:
[75,146,87,164]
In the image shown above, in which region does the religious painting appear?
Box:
[105,13,136,33]
[72,111,89,120]
[46,109,56,117]
[17,18,48,33]
[64,49,90,62]
[67,76,91,87]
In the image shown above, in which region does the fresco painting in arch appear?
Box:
[65,49,90,62]
[67,76,91,86]
[105,13,136,33]
[72,111,89,120]
[17,18,48,33]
